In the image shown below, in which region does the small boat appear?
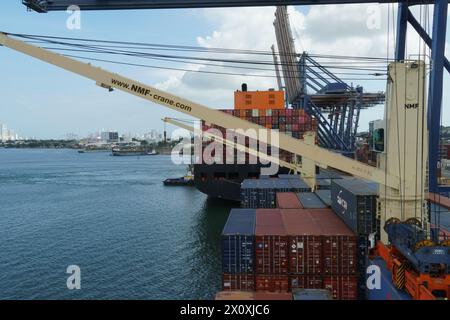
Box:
[163,166,194,186]
[147,149,159,155]
[112,146,157,156]
[163,176,194,186]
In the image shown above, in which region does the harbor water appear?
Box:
[0,149,233,299]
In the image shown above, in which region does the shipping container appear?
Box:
[278,174,294,179]
[282,210,323,274]
[276,192,303,209]
[221,208,256,274]
[311,209,358,275]
[255,209,289,274]
[316,169,344,180]
[215,291,292,300]
[255,275,289,292]
[323,275,358,300]
[289,275,323,290]
[288,177,311,193]
[241,178,311,209]
[297,192,327,209]
[356,235,371,299]
[315,190,331,207]
[331,178,378,235]
[215,291,254,300]
[240,179,259,208]
[253,292,293,300]
[258,179,276,208]
[222,274,255,291]
[316,179,331,190]
[273,178,292,193]
[292,289,332,300]
[281,209,357,275]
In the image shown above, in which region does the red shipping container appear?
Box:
[253,292,293,300]
[323,275,358,300]
[289,275,323,290]
[281,210,323,274]
[255,209,289,274]
[255,275,289,292]
[222,274,255,291]
[310,209,357,275]
[276,192,303,209]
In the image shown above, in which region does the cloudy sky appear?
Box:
[0,2,448,139]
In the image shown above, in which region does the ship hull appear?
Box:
[194,163,289,202]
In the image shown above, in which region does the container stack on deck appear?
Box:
[201,108,318,164]
[219,205,359,300]
[241,177,311,208]
[330,178,379,299]
[221,209,256,292]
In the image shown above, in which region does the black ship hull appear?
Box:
[193,163,289,202]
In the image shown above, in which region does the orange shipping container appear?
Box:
[234,90,285,110]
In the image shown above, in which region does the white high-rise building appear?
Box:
[0,123,6,141]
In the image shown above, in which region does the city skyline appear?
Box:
[0,121,165,141]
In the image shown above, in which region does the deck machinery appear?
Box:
[15,0,450,299]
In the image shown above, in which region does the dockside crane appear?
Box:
[1,32,448,299]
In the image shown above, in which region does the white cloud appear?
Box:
[152,4,449,128]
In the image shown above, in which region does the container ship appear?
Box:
[194,85,318,202]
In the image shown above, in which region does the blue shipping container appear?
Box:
[289,177,311,192]
[222,209,256,274]
[331,178,378,235]
[292,289,332,300]
[315,190,331,207]
[297,192,327,209]
[316,179,331,190]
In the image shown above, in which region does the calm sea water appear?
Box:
[0,149,233,300]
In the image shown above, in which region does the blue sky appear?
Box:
[0,2,448,139]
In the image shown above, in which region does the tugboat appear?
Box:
[163,165,194,186]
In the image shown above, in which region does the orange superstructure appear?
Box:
[234,87,285,110]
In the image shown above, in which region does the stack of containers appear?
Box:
[201,108,318,164]
[283,209,358,300]
[241,177,311,208]
[330,178,379,299]
[221,208,256,291]
[254,209,289,292]
[220,207,359,299]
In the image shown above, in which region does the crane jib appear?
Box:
[110,78,193,113]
